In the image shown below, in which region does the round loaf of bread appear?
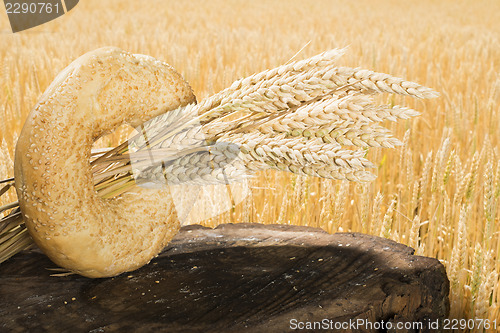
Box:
[14,47,196,278]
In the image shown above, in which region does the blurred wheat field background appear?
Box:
[1,0,499,325]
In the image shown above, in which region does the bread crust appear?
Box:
[14,47,196,278]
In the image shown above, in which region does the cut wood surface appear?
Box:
[0,223,449,332]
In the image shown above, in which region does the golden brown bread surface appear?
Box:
[14,47,196,278]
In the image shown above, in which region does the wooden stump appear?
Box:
[0,223,449,332]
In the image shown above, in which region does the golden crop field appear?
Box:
[1,0,499,324]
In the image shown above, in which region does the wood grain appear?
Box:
[0,224,449,332]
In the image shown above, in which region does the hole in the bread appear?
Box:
[91,124,137,195]
[92,124,135,152]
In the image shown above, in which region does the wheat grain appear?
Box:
[408,215,420,250]
[442,192,451,254]
[319,180,334,228]
[419,151,433,212]
[359,183,370,233]
[405,149,414,189]
[195,48,347,115]
[483,161,495,251]
[256,96,419,136]
[120,48,433,189]
[475,271,497,320]
[241,192,253,223]
[380,197,397,239]
[370,192,383,235]
[442,150,455,187]
[398,129,411,176]
[454,172,471,208]
[331,181,348,232]
[410,180,420,217]
[448,205,468,290]
[494,159,500,199]
[470,243,483,307]
[291,175,306,211]
[453,153,464,186]
[324,67,439,98]
[465,151,481,201]
[276,191,289,225]
[193,57,438,124]
[431,137,451,193]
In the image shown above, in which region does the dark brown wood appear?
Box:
[0,223,449,332]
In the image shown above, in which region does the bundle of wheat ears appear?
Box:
[0,47,438,277]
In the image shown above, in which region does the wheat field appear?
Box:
[1,0,499,325]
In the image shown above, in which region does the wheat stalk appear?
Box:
[370,192,384,235]
[448,205,468,291]
[419,151,434,213]
[93,47,439,192]
[332,181,348,231]
[0,48,438,264]
[410,180,420,217]
[380,197,397,238]
[408,215,421,250]
[359,183,370,233]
